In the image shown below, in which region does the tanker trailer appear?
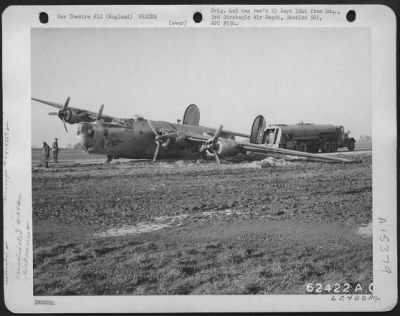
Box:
[262,123,355,153]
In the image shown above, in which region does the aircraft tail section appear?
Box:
[250,115,266,144]
[183,104,200,126]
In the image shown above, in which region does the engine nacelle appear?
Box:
[59,109,90,124]
[216,138,240,157]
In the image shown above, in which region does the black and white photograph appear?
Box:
[3,4,397,313]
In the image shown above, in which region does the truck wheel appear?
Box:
[298,142,307,152]
[330,142,337,152]
[321,142,331,153]
[348,140,355,151]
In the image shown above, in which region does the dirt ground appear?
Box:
[32,152,372,295]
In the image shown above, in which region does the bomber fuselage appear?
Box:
[77,119,217,160]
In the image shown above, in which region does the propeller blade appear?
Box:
[153,142,160,162]
[210,149,221,165]
[48,112,58,116]
[62,120,68,133]
[62,96,70,111]
[96,104,104,120]
[211,125,224,142]
[147,120,158,136]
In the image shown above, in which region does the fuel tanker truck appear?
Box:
[249,116,356,153]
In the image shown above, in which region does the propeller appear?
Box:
[200,125,223,165]
[147,120,179,162]
[54,96,71,133]
[147,120,163,162]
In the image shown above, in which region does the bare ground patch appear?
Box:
[33,155,372,295]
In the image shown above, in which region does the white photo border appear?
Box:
[2,4,397,313]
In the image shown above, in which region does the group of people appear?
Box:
[42,138,59,168]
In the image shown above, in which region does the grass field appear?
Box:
[32,148,99,162]
[32,152,372,295]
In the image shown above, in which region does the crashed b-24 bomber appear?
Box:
[32,97,354,164]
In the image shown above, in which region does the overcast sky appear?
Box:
[31,27,371,148]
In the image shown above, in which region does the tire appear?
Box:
[321,141,331,153]
[298,142,307,152]
[348,140,355,151]
[330,142,337,152]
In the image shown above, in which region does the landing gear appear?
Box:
[105,155,113,164]
[330,142,337,152]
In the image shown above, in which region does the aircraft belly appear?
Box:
[104,130,139,158]
[103,129,194,160]
[151,144,196,160]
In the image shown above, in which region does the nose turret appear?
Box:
[77,122,95,151]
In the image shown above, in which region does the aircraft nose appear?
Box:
[77,123,94,151]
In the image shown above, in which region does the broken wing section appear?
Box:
[220,130,250,139]
[238,142,354,163]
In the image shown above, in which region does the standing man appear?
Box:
[52,138,59,163]
[42,142,50,168]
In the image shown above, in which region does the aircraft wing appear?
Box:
[184,130,249,141]
[173,126,352,163]
[185,132,212,143]
[220,130,250,139]
[31,97,65,109]
[150,121,247,142]
[81,111,115,122]
[32,97,116,123]
[146,119,354,164]
[184,129,250,142]
[238,142,354,163]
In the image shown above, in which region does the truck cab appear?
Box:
[263,126,283,147]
